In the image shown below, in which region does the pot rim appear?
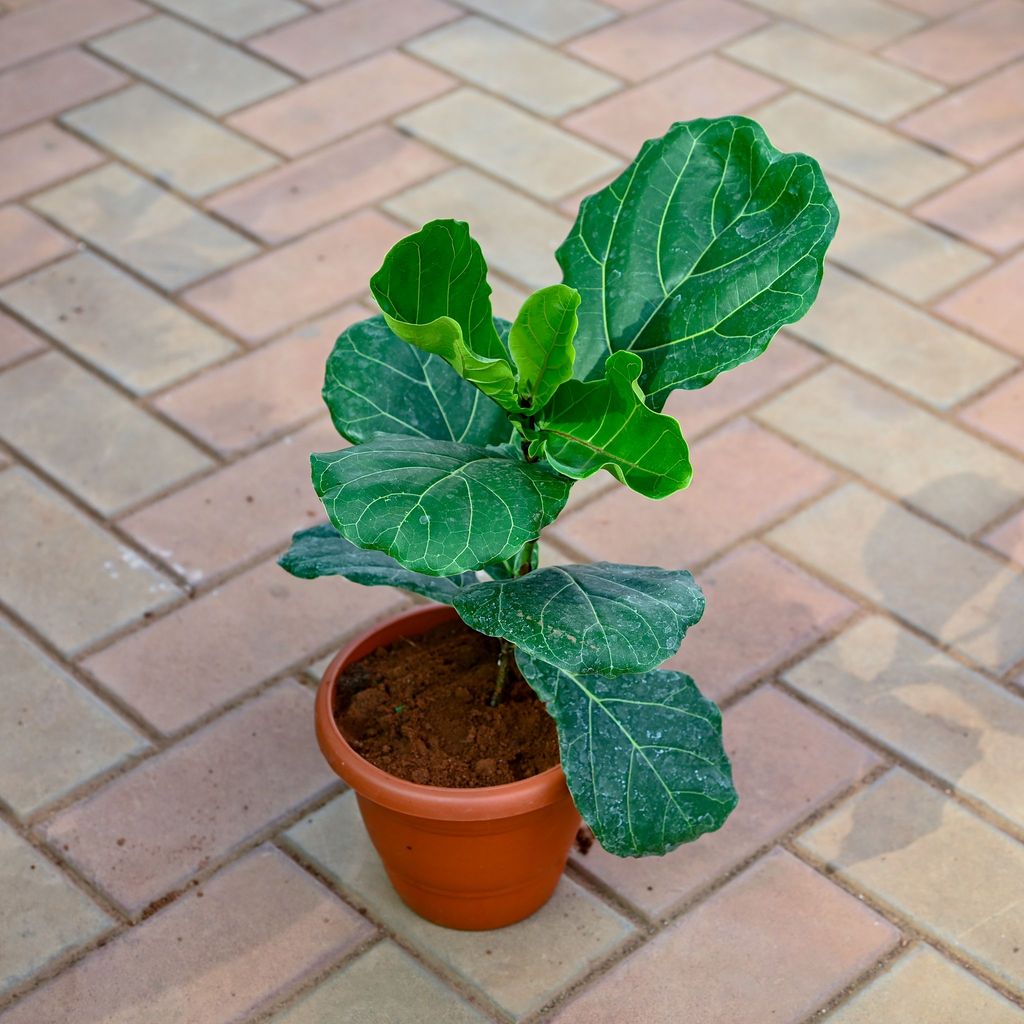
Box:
[315,603,570,821]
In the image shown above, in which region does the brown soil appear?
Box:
[334,620,559,787]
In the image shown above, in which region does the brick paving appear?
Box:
[0,0,1022,1020]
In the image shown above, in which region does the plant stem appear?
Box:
[490,638,515,707]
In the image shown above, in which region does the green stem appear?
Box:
[489,534,539,706]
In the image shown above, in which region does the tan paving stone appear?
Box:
[666,543,857,701]
[286,790,633,1019]
[985,510,1024,567]
[82,558,407,734]
[149,0,306,40]
[0,846,373,1024]
[883,0,1024,84]
[741,0,924,47]
[207,126,448,244]
[44,682,337,913]
[91,14,295,116]
[0,123,102,205]
[786,614,1024,831]
[959,370,1024,456]
[551,418,835,567]
[153,305,361,454]
[563,55,783,157]
[899,61,1024,164]
[0,310,44,368]
[227,51,454,158]
[786,266,1012,408]
[938,251,1024,357]
[384,167,571,290]
[757,365,1024,534]
[553,849,899,1024]
[916,148,1024,254]
[827,944,1024,1024]
[30,164,258,291]
[826,183,992,303]
[573,687,879,919]
[62,84,279,200]
[408,16,620,118]
[0,252,238,393]
[0,50,126,134]
[487,276,529,320]
[728,23,941,120]
[0,819,112,1000]
[798,768,1024,994]
[768,483,1024,674]
[184,210,402,343]
[891,0,976,14]
[455,0,616,43]
[0,468,179,654]
[267,941,488,1024]
[567,0,768,82]
[0,205,73,284]
[249,0,459,77]
[755,93,966,206]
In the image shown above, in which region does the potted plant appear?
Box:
[280,115,838,930]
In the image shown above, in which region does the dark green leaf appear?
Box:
[454,562,704,676]
[517,653,737,856]
[322,314,512,446]
[312,436,571,576]
[558,116,838,409]
[508,284,579,413]
[370,219,518,412]
[534,351,691,499]
[278,523,476,603]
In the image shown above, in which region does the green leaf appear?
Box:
[278,523,476,603]
[558,116,838,409]
[454,562,704,676]
[534,351,691,499]
[370,219,519,412]
[312,436,571,576]
[322,314,512,447]
[517,654,737,856]
[508,284,579,413]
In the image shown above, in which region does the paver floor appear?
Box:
[0,0,1022,1021]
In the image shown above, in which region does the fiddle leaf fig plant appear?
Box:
[281,116,838,857]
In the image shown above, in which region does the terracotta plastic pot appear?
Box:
[315,603,581,930]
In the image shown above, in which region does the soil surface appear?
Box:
[335,620,559,787]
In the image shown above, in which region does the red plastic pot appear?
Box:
[315,603,581,930]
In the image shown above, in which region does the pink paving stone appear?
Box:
[183,209,404,343]
[248,0,460,77]
[207,125,449,244]
[666,542,857,703]
[915,147,1024,254]
[572,687,880,919]
[0,845,373,1024]
[985,509,1024,566]
[42,682,337,914]
[958,369,1024,456]
[566,0,769,83]
[0,50,126,134]
[227,51,455,158]
[0,205,73,283]
[883,0,1024,84]
[553,849,900,1024]
[899,60,1024,164]
[937,251,1024,357]
[153,304,364,455]
[0,0,147,70]
[890,0,977,14]
[563,55,783,157]
[0,310,45,368]
[551,419,835,567]
[0,122,103,204]
[82,557,407,735]
[120,419,342,585]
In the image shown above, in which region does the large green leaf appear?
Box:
[278,523,476,603]
[370,219,519,412]
[558,116,838,409]
[322,314,512,447]
[312,437,571,576]
[454,562,704,676]
[517,654,737,856]
[508,284,579,413]
[534,351,691,499]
